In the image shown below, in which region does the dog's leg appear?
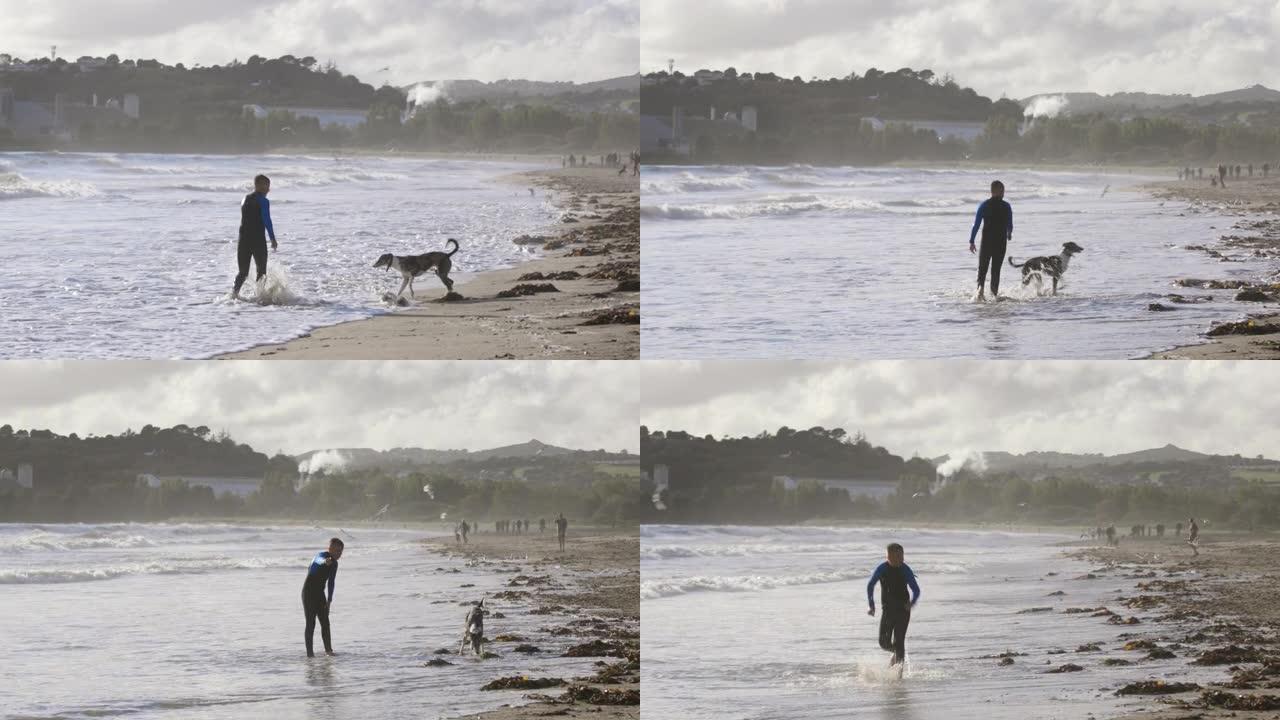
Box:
[1052,276,1059,295]
[397,276,410,298]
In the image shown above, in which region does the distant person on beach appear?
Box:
[969,180,1014,301]
[1264,163,1270,178]
[866,543,921,667]
[233,174,278,299]
[1187,517,1199,556]
[556,513,568,551]
[461,520,470,544]
[302,537,343,658]
[1106,525,1116,546]
[1175,521,1183,538]
[540,518,546,533]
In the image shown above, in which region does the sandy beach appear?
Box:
[216,167,639,360]
[1059,534,1280,718]
[426,528,640,720]
[1143,175,1280,359]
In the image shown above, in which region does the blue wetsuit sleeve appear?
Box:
[969,200,986,244]
[328,563,336,604]
[1006,202,1013,239]
[904,564,921,606]
[867,562,885,608]
[260,195,276,242]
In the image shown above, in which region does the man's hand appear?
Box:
[867,606,875,617]
[969,242,977,254]
[271,239,278,252]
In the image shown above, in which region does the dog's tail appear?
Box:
[1007,257,1025,268]
[445,238,460,257]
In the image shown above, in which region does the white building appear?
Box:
[740,105,758,132]
[17,464,33,489]
[774,475,897,500]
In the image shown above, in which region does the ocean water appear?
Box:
[641,165,1273,358]
[0,152,558,359]
[641,524,1220,720]
[0,522,609,719]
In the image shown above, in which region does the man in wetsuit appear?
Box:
[302,537,343,657]
[866,542,921,667]
[969,180,1013,301]
[233,174,278,299]
[1187,517,1199,556]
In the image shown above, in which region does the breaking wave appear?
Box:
[0,172,101,200]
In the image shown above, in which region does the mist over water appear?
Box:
[641,524,1220,720]
[0,522,607,719]
[0,152,557,359]
[641,165,1271,359]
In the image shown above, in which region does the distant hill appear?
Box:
[932,444,1275,474]
[1022,85,1280,116]
[405,74,640,101]
[295,439,624,473]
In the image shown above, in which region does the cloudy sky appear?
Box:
[642,0,1280,97]
[1,361,638,456]
[640,361,1277,459]
[0,0,638,84]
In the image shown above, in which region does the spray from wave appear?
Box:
[299,449,350,477]
[934,449,987,491]
[408,82,450,107]
[1024,95,1069,119]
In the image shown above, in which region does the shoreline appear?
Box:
[1059,535,1280,718]
[215,166,638,360]
[1141,176,1280,359]
[424,528,640,720]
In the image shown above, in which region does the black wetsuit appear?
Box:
[970,198,1013,295]
[302,550,338,656]
[234,192,275,295]
[867,562,920,662]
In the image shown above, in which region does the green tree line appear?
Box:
[642,67,1280,166]
[641,426,1280,530]
[0,54,637,153]
[0,425,648,526]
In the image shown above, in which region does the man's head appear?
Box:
[886,543,905,567]
[990,180,1005,200]
[254,174,271,195]
[328,537,344,560]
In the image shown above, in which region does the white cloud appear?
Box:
[639,361,1280,459]
[0,0,638,84]
[0,361,639,455]
[641,0,1279,97]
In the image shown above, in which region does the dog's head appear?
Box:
[373,253,395,270]
[1062,242,1084,255]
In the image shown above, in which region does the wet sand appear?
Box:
[216,167,639,360]
[1144,175,1280,359]
[1062,533,1280,718]
[427,528,639,720]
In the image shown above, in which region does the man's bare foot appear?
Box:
[325,650,337,656]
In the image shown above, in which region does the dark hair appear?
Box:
[255,174,271,186]
[329,537,344,548]
[991,180,1004,192]
[887,543,904,554]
